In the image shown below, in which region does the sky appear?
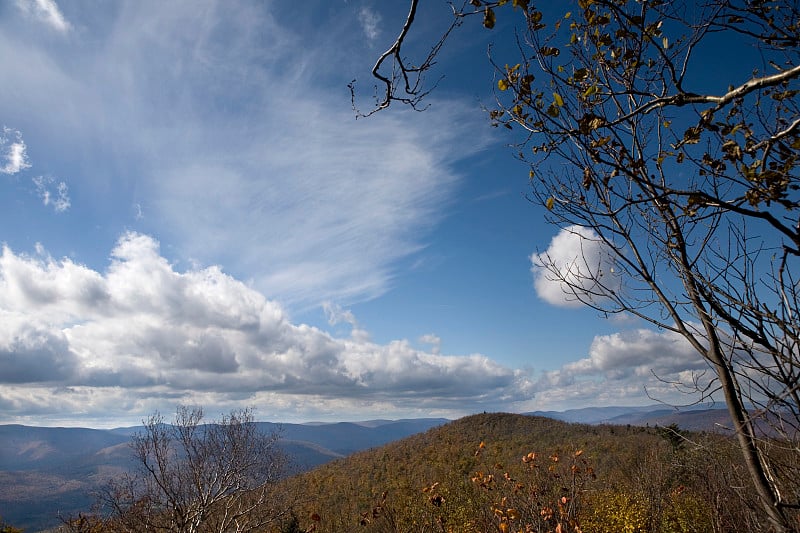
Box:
[0,0,714,427]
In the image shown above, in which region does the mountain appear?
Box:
[529,404,664,423]
[0,425,131,472]
[529,404,731,428]
[263,418,451,457]
[1,408,739,532]
[604,407,735,431]
[0,418,446,532]
[274,412,748,532]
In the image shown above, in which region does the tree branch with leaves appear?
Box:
[362,1,800,530]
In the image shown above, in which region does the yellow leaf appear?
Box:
[574,68,589,81]
[592,135,611,147]
[553,92,564,106]
[498,79,509,91]
[546,197,555,210]
[483,6,496,29]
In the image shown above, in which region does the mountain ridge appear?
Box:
[0,407,731,531]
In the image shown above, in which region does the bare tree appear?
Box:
[361,1,800,531]
[100,406,286,533]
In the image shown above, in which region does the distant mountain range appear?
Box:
[0,418,447,531]
[0,407,731,531]
[529,404,734,431]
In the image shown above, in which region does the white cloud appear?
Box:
[419,334,441,355]
[0,127,31,175]
[525,328,712,410]
[15,0,71,33]
[566,328,705,378]
[324,301,357,327]
[531,225,621,308]
[1,128,71,211]
[32,176,71,212]
[0,234,533,425]
[0,1,484,309]
[324,301,369,342]
[358,6,381,42]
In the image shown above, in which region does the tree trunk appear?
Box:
[707,341,792,532]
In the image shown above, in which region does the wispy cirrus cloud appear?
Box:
[0,0,483,308]
[15,0,71,33]
[358,6,381,43]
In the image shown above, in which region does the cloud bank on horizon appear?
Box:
[0,233,534,424]
[0,234,708,426]
[0,0,712,426]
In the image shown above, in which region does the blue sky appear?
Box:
[0,0,710,427]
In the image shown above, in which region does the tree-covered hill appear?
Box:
[18,412,800,532]
[276,412,795,532]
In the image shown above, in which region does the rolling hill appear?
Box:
[0,418,446,532]
[273,412,769,532]
[0,407,746,531]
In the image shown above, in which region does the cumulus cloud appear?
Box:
[531,225,621,308]
[566,328,706,378]
[15,0,71,33]
[0,234,533,424]
[527,328,712,410]
[0,127,31,175]
[0,314,76,383]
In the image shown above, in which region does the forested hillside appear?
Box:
[48,413,800,532]
[276,413,797,532]
[0,418,447,531]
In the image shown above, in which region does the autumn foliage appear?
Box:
[56,412,800,532]
[272,413,798,532]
